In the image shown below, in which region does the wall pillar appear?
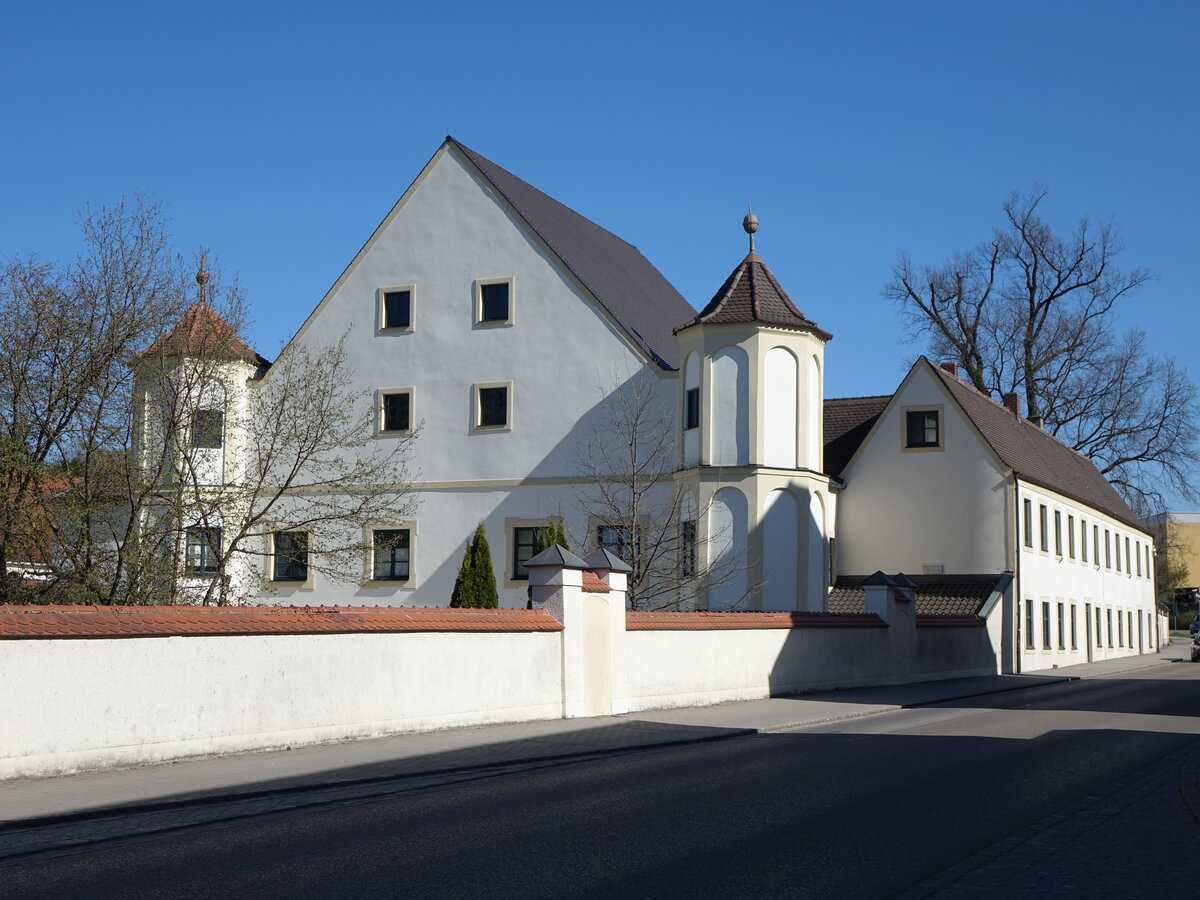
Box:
[863,571,916,684]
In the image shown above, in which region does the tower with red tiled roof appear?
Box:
[130,271,268,603]
[674,214,837,613]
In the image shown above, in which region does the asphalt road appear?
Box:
[4,665,1200,899]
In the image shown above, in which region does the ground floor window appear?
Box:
[373,529,410,581]
[1070,604,1078,650]
[511,525,546,581]
[1057,602,1065,650]
[1025,601,1035,649]
[185,527,221,575]
[598,524,639,568]
[273,531,309,582]
[680,519,697,578]
[1106,609,1113,648]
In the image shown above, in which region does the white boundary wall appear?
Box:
[0,631,562,781]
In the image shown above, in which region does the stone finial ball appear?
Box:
[743,212,759,234]
[195,269,210,286]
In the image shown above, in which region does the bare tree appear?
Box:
[0,197,185,603]
[572,370,749,611]
[886,188,1197,509]
[147,332,419,605]
[1,199,418,605]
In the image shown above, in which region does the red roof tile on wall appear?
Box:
[0,605,562,638]
[626,611,885,630]
[581,571,610,593]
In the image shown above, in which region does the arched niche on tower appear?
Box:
[804,489,827,611]
[762,487,799,611]
[707,486,748,610]
[764,346,798,469]
[711,346,749,467]
[682,351,701,468]
[805,354,822,470]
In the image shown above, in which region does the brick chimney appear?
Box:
[939,362,959,378]
[1002,393,1020,417]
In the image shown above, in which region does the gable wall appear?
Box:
[251,148,677,607]
[837,368,1009,576]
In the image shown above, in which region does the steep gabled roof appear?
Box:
[679,252,832,340]
[927,361,1145,532]
[823,394,891,477]
[451,139,696,370]
[136,302,269,368]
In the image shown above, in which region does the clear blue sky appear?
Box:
[2,1,1196,404]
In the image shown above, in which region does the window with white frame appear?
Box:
[185,526,221,575]
[475,277,513,325]
[273,531,308,582]
[372,529,411,581]
[474,382,512,430]
[379,389,413,433]
[378,286,414,331]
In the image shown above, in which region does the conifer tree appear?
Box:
[450,521,498,608]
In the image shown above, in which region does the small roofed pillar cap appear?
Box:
[583,548,633,574]
[525,545,590,570]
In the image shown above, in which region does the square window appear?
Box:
[905,410,939,448]
[684,387,700,431]
[373,529,410,581]
[191,409,224,449]
[382,289,412,330]
[185,526,221,574]
[273,531,308,582]
[477,279,513,324]
[381,391,411,433]
[511,526,545,581]
[476,385,509,429]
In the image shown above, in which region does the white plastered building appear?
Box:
[140,138,1159,672]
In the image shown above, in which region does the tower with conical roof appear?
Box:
[675,215,835,611]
